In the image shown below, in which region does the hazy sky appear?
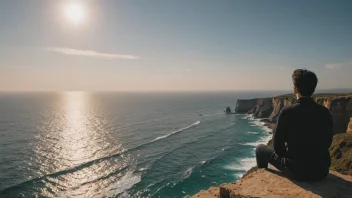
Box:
[0,0,351,91]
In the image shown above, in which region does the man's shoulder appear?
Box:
[314,102,332,116]
[280,103,299,114]
[280,100,331,117]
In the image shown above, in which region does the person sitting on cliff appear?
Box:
[255,69,333,181]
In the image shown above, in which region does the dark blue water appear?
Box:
[0,91,281,197]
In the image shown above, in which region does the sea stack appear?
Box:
[225,107,232,114]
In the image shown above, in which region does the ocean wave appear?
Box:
[241,131,272,148]
[112,172,141,197]
[200,112,224,117]
[225,157,256,172]
[153,121,200,141]
[183,167,194,179]
[243,114,273,147]
[138,123,234,166]
[119,121,202,154]
[235,173,244,178]
[138,123,235,182]
[3,119,205,195]
[225,114,273,178]
[250,117,271,131]
[247,131,260,135]
[0,147,135,195]
[149,166,196,197]
[241,114,253,120]
[0,162,132,196]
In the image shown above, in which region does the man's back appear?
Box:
[273,97,333,181]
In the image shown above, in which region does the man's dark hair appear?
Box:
[292,69,318,97]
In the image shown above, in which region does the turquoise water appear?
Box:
[0,92,279,197]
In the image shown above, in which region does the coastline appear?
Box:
[187,92,352,198]
[227,114,273,178]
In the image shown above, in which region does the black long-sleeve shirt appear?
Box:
[273,97,333,180]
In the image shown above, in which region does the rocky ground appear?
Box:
[187,167,352,198]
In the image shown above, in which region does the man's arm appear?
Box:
[273,108,288,157]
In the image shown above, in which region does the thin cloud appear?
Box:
[44,47,139,60]
[325,61,352,70]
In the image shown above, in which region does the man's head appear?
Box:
[292,69,318,97]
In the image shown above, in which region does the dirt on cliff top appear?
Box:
[187,167,352,198]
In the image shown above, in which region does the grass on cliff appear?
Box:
[329,133,352,175]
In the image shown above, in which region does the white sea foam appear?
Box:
[153,121,200,141]
[226,157,256,171]
[183,167,194,179]
[154,134,169,141]
[226,114,273,178]
[241,114,253,120]
[242,115,273,148]
[241,134,272,147]
[247,132,260,135]
[225,157,258,178]
[106,172,141,197]
[249,118,272,133]
[235,173,244,178]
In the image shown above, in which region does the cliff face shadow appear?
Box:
[266,168,352,198]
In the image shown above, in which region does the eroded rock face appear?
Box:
[235,99,258,113]
[265,96,351,134]
[268,97,295,123]
[247,98,273,118]
[235,94,352,134]
[347,100,352,133]
[321,97,352,134]
[329,133,352,175]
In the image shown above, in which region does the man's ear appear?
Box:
[293,86,298,94]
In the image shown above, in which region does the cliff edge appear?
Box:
[186,167,352,198]
[235,93,352,134]
[188,93,352,198]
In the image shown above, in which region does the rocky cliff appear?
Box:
[235,99,258,113]
[329,133,352,175]
[247,98,273,118]
[188,93,352,198]
[187,167,352,198]
[348,118,352,133]
[235,93,352,135]
[238,93,352,174]
[267,97,295,123]
[323,97,352,134]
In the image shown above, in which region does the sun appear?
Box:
[65,3,85,24]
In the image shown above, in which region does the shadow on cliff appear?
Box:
[266,168,352,198]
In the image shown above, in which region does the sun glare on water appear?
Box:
[65,2,85,24]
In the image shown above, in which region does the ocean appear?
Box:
[0,91,284,198]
